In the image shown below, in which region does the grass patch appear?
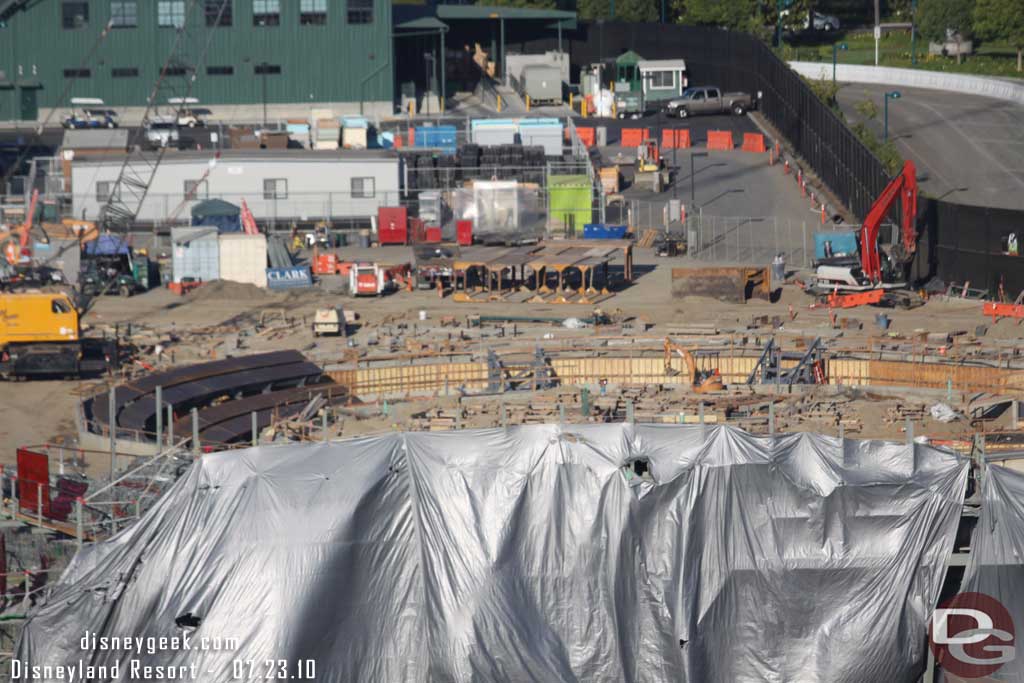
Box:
[782,29,1023,80]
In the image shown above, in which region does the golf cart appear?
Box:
[63,98,119,129]
[168,97,208,127]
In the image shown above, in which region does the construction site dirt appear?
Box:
[4,244,1021,478]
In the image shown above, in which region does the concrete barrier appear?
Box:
[788,61,1024,105]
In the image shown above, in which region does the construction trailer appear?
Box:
[70,150,400,227]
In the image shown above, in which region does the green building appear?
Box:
[0,0,394,121]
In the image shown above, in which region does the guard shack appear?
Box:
[614,50,644,93]
[637,59,688,103]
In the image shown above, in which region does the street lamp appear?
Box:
[690,151,708,206]
[884,90,901,141]
[832,42,848,84]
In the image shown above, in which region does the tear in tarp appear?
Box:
[955,464,1024,681]
[17,425,968,682]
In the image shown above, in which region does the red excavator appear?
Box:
[805,160,922,308]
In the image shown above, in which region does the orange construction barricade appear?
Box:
[706,130,734,151]
[621,128,650,147]
[661,129,691,149]
[576,127,596,147]
[741,132,766,153]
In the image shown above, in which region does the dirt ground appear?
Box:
[2,244,1018,470]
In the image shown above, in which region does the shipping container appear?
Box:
[219,234,269,288]
[518,118,564,157]
[171,227,219,283]
[471,119,517,147]
[414,125,458,155]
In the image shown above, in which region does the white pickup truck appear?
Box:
[665,87,755,118]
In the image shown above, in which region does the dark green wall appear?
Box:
[1,0,393,119]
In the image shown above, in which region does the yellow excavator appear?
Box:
[664,338,725,393]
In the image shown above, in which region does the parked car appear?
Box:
[809,11,840,32]
[144,118,180,149]
[63,98,119,129]
[665,87,755,118]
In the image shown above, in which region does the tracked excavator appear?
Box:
[664,339,724,393]
[804,160,923,308]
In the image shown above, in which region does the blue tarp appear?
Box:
[583,224,628,239]
[83,234,130,256]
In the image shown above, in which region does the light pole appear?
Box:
[690,151,708,206]
[832,42,848,84]
[775,0,783,47]
[423,52,435,116]
[910,0,918,65]
[884,90,901,141]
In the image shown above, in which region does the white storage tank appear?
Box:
[218,233,269,288]
[171,226,219,283]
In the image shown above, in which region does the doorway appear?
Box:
[19,87,37,121]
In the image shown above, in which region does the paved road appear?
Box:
[835,84,1024,210]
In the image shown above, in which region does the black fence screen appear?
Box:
[514,22,1023,293]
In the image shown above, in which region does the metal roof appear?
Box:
[72,148,399,166]
[395,17,448,30]
[437,5,575,21]
[638,59,688,70]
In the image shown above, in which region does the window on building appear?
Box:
[110,1,137,27]
[62,1,88,29]
[205,0,232,27]
[300,0,326,25]
[158,0,186,27]
[164,65,189,77]
[63,68,91,78]
[351,177,374,198]
[112,67,139,77]
[184,179,208,199]
[96,181,118,202]
[648,70,673,88]
[346,0,372,24]
[253,0,279,26]
[254,63,281,75]
[263,178,287,200]
[206,65,234,76]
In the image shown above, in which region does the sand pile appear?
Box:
[184,280,276,303]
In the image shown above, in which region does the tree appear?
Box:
[973,0,1024,71]
[918,0,976,63]
[481,0,557,8]
[671,0,762,32]
[577,0,658,22]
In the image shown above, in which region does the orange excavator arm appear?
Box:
[860,160,917,283]
[18,189,39,248]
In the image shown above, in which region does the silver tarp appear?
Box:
[17,424,968,682]
[954,464,1024,681]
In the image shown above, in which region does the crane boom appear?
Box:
[860,160,917,283]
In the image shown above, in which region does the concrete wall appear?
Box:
[70,151,401,224]
[789,62,1024,106]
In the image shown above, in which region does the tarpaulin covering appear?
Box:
[955,464,1024,681]
[82,234,129,256]
[17,424,968,681]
